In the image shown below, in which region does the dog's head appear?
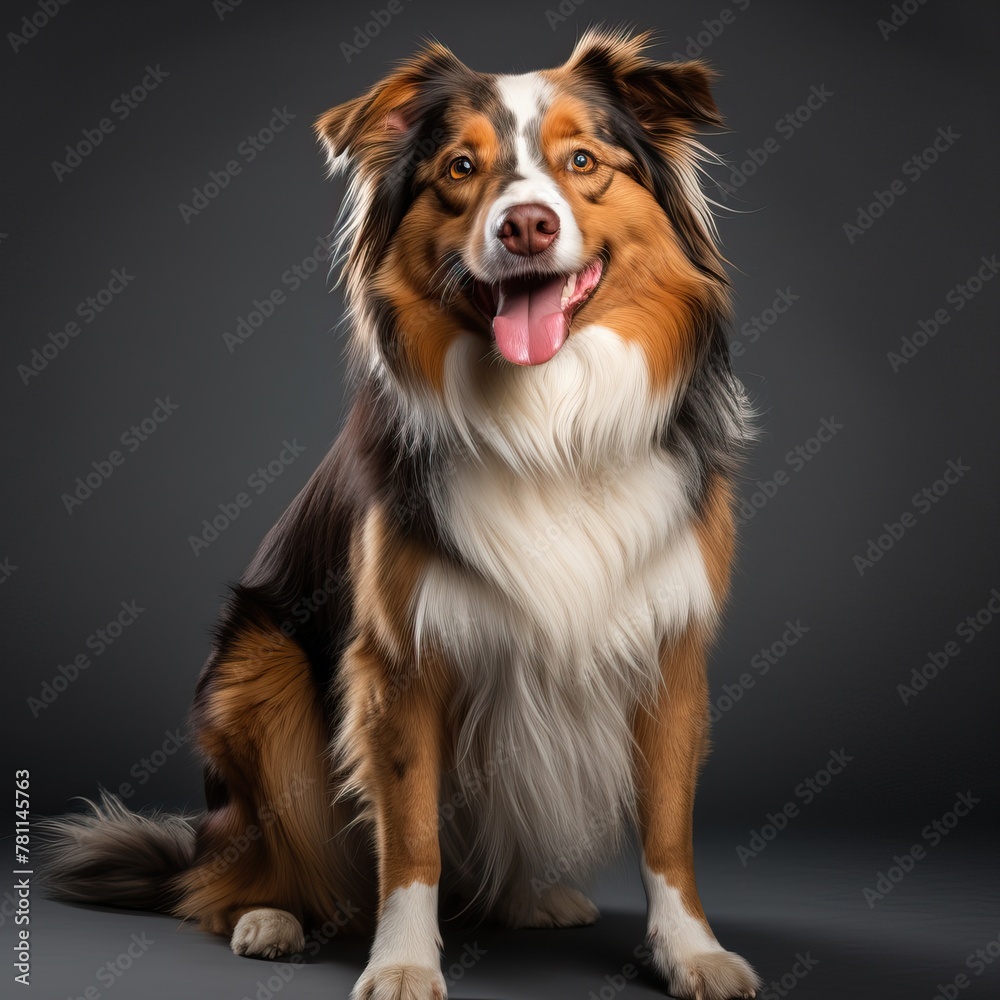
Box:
[318,29,727,395]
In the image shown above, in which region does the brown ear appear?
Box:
[566,29,724,131]
[314,96,367,164]
[314,42,471,172]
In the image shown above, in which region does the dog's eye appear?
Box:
[449,157,475,180]
[568,150,596,173]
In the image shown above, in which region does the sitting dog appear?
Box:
[43,29,760,1000]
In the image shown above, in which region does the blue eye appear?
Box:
[569,150,596,173]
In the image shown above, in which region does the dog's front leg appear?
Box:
[344,633,448,1000]
[632,629,761,1000]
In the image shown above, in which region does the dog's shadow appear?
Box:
[52,899,958,998]
[309,909,784,998]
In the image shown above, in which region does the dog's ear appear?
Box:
[565,29,724,133]
[565,30,726,280]
[315,42,470,174]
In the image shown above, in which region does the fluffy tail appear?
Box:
[39,790,200,912]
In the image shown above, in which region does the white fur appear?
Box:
[472,73,585,279]
[354,882,444,999]
[409,324,679,465]
[642,863,722,960]
[414,327,716,902]
[231,907,305,959]
[642,862,761,999]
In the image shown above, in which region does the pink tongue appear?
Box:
[493,275,568,365]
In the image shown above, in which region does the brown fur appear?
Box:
[174,625,367,935]
[386,147,711,390]
[338,505,453,903]
[633,474,735,927]
[693,472,737,601]
[632,626,714,927]
[330,45,727,396]
[43,32,757,1000]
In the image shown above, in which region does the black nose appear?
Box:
[498,203,560,256]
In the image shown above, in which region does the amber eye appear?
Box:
[449,156,474,180]
[569,150,596,173]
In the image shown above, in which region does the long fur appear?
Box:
[42,29,756,997]
[38,790,198,910]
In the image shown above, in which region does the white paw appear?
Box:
[230,908,305,959]
[351,964,447,1000]
[505,884,600,928]
[654,946,761,1000]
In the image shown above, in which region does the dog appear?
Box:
[42,29,760,1000]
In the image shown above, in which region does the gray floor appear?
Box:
[21,834,998,999]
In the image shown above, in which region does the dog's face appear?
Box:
[318,30,727,390]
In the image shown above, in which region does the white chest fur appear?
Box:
[411,327,717,894]
[416,449,714,679]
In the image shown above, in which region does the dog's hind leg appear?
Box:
[229,906,306,959]
[173,622,367,954]
[494,879,600,929]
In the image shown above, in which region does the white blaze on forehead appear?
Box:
[480,72,584,273]
[495,72,552,178]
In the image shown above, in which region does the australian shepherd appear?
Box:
[43,29,760,1000]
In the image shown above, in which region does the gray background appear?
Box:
[2,1,997,998]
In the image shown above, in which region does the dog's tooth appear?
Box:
[561,273,577,307]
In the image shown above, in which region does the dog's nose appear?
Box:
[498,203,560,256]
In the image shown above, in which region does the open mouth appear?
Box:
[473,258,604,366]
